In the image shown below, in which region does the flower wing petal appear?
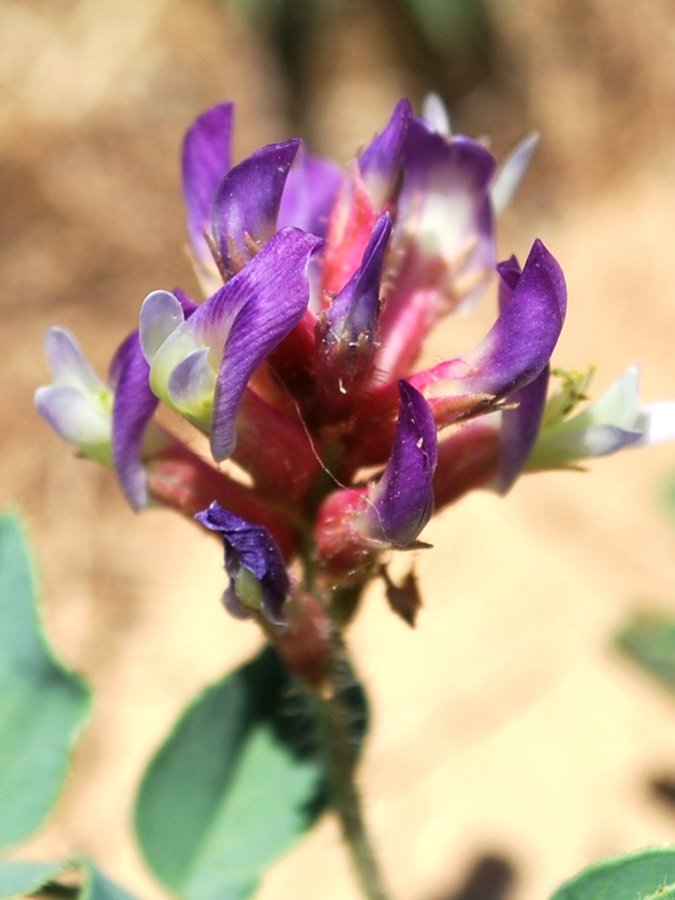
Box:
[111,331,160,511]
[364,381,438,547]
[495,364,550,493]
[277,143,343,238]
[212,139,300,278]
[358,99,412,207]
[413,239,566,427]
[636,402,675,445]
[182,103,234,272]
[325,212,391,345]
[202,228,323,461]
[490,132,539,215]
[45,326,108,395]
[35,385,111,462]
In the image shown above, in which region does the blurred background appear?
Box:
[2,1,675,899]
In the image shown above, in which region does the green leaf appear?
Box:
[79,861,139,900]
[642,887,675,900]
[0,861,69,899]
[549,847,675,900]
[0,513,92,850]
[0,859,141,900]
[615,610,675,692]
[135,646,367,900]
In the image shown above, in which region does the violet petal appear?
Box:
[111,331,159,511]
[186,227,323,461]
[399,119,497,307]
[413,240,566,426]
[277,143,343,238]
[466,239,566,394]
[195,501,290,625]
[363,381,438,547]
[495,364,550,494]
[212,139,300,279]
[324,212,392,345]
[182,103,234,270]
[358,99,412,208]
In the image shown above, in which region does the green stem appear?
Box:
[310,638,392,900]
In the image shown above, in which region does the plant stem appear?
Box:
[310,638,392,900]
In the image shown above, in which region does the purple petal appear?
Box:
[467,240,566,392]
[277,143,343,238]
[324,212,391,345]
[187,228,323,461]
[358,99,412,207]
[496,254,522,308]
[212,139,300,279]
[399,120,497,306]
[495,364,549,494]
[195,501,290,625]
[364,381,438,547]
[111,331,159,511]
[182,103,234,270]
[413,240,566,426]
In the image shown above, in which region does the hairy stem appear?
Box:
[309,638,392,900]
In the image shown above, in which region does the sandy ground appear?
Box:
[2,1,675,899]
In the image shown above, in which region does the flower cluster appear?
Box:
[36,96,675,648]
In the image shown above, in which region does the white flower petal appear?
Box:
[636,401,675,446]
[168,346,215,424]
[490,132,539,214]
[35,385,112,464]
[139,290,185,362]
[44,327,107,396]
[148,320,203,407]
[421,92,452,137]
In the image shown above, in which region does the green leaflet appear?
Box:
[135,646,367,900]
[550,847,675,900]
[0,859,138,900]
[0,514,92,850]
[615,610,675,693]
[0,861,68,899]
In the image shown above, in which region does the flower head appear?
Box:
[35,95,673,626]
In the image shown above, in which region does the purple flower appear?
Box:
[37,94,673,609]
[139,228,322,461]
[195,502,290,625]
